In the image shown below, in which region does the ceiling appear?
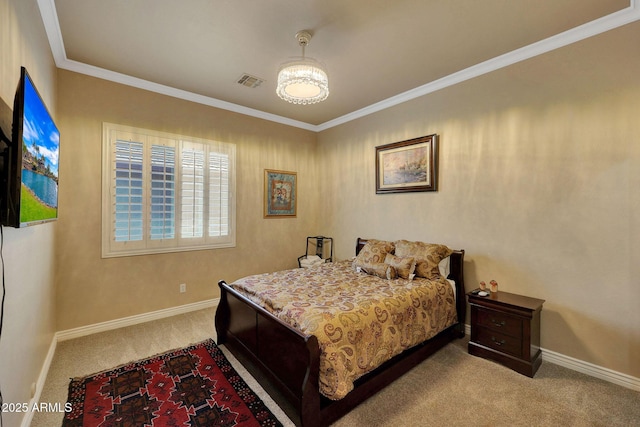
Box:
[39,0,637,131]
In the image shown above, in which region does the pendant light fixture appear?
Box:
[276,30,329,105]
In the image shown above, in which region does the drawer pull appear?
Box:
[491,336,506,346]
[491,319,506,327]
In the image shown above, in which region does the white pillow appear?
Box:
[438,256,450,278]
[300,255,324,268]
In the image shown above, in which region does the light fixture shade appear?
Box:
[276,57,329,105]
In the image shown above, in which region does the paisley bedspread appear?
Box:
[229,260,457,400]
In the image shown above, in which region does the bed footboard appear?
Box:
[216,280,321,427]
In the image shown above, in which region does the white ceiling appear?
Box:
[39,0,637,131]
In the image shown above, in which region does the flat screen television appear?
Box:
[0,67,60,228]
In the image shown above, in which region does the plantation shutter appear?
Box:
[209,151,229,237]
[180,143,205,240]
[102,123,235,257]
[113,138,144,245]
[178,140,234,246]
[149,144,176,240]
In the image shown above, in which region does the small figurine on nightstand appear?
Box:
[473,281,490,297]
[490,280,499,293]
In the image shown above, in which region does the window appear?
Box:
[102,123,235,257]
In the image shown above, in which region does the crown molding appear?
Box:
[38,0,640,133]
[316,1,640,131]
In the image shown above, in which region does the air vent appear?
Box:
[236,74,265,88]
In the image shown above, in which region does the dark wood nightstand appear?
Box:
[467,290,544,377]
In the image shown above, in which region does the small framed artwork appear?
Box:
[375,134,438,194]
[264,169,297,218]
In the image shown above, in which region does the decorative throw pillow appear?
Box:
[354,239,395,268]
[384,253,416,280]
[361,262,397,280]
[394,240,453,279]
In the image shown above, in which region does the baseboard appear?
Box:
[463,323,640,392]
[56,298,218,342]
[20,337,57,427]
[541,348,640,392]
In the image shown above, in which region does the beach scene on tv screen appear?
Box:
[20,76,59,224]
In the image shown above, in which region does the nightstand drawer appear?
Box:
[476,327,522,358]
[476,308,523,337]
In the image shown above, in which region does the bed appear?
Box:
[215,238,465,426]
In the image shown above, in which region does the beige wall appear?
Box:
[55,70,319,330]
[317,22,640,378]
[0,0,58,426]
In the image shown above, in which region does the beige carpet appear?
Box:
[32,307,639,426]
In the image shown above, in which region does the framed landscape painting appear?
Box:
[375,134,438,194]
[264,169,297,217]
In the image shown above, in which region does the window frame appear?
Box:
[101,123,236,258]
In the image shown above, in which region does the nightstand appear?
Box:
[467,290,544,377]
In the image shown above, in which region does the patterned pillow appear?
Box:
[354,239,395,267]
[384,253,416,280]
[361,262,397,280]
[394,240,453,279]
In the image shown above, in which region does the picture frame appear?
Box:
[375,134,438,194]
[264,169,297,218]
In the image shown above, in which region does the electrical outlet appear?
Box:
[179,283,186,293]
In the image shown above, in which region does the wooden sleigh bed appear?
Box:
[215,238,466,427]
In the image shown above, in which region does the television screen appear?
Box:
[1,67,60,227]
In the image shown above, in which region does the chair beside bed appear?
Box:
[215,237,465,427]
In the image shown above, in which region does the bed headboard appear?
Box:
[355,237,466,332]
[355,237,464,283]
[355,237,369,255]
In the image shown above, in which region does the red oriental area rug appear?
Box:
[62,339,282,427]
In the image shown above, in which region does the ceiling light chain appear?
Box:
[276,30,329,105]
